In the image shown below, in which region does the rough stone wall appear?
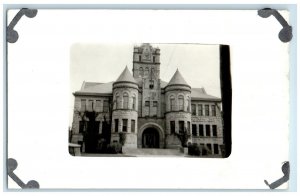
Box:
[111,84,138,148]
[190,100,223,155]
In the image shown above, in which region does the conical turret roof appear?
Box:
[115,66,137,84]
[167,69,190,87]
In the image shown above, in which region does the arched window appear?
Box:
[132,95,136,110]
[116,95,121,109]
[139,67,143,77]
[178,95,184,111]
[123,93,129,109]
[170,95,175,111]
[187,97,190,112]
[144,67,149,76]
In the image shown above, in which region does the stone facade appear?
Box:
[71,43,224,156]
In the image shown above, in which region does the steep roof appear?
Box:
[191,88,221,101]
[167,69,190,87]
[74,81,220,101]
[115,66,137,84]
[76,81,114,94]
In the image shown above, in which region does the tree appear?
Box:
[175,127,191,147]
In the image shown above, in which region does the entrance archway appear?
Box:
[142,128,160,148]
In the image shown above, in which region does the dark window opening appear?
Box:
[179,121,184,133]
[199,124,204,136]
[131,120,135,133]
[114,119,119,133]
[206,125,211,136]
[212,125,217,137]
[170,121,175,134]
[145,101,150,107]
[192,124,197,136]
[122,119,128,132]
[214,144,219,154]
[153,101,158,107]
[153,56,156,62]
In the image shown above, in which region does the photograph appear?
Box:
[69,43,228,157]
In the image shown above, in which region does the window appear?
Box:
[131,120,135,133]
[114,119,119,133]
[214,144,219,154]
[81,99,86,111]
[103,100,109,112]
[170,96,175,111]
[95,100,101,111]
[116,96,121,109]
[145,101,150,107]
[153,56,156,62]
[187,121,191,133]
[205,105,209,116]
[149,80,154,89]
[145,67,149,76]
[198,104,203,116]
[178,95,184,111]
[153,101,158,107]
[123,93,129,109]
[132,96,136,110]
[212,125,217,137]
[206,125,211,136]
[139,55,141,62]
[79,121,85,133]
[207,144,212,151]
[199,124,204,136]
[122,119,128,132]
[139,67,143,77]
[179,121,184,133]
[187,98,190,112]
[212,105,216,116]
[191,104,196,115]
[170,121,175,134]
[88,100,93,111]
[192,124,197,136]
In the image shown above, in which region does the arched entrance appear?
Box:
[142,128,160,148]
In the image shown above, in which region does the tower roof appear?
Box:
[115,66,137,84]
[167,69,190,87]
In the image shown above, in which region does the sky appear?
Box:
[70,43,221,96]
[69,43,221,125]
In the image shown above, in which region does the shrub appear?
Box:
[188,143,201,156]
[107,142,122,154]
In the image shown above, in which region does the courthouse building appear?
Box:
[71,43,224,156]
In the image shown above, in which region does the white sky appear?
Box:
[70,43,221,96]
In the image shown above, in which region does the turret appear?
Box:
[165,69,192,148]
[111,66,138,149]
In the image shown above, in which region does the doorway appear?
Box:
[142,128,159,148]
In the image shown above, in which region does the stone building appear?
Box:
[71,43,223,156]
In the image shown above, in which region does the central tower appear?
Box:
[132,43,162,117]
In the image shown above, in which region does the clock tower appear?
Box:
[132,43,162,117]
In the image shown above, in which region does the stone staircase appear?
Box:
[123,148,184,157]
